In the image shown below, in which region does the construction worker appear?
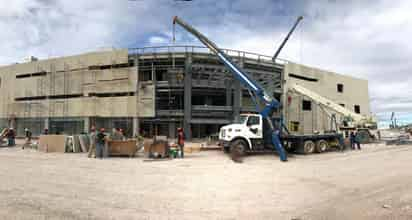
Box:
[111,128,122,141]
[354,131,362,150]
[177,127,185,158]
[96,128,107,159]
[43,128,49,135]
[119,128,125,140]
[87,127,97,158]
[350,131,356,150]
[6,128,15,146]
[23,128,32,149]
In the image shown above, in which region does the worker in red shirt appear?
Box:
[177,128,185,158]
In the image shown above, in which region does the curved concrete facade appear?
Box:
[0,46,369,138]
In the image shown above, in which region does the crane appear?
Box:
[173,16,288,161]
[272,16,303,62]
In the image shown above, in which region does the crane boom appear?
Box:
[173,16,272,104]
[173,16,287,161]
[272,16,303,62]
[290,83,366,122]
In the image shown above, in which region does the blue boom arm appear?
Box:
[173,16,287,161]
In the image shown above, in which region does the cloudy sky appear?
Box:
[0,0,411,127]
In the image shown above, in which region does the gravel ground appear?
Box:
[1,141,412,220]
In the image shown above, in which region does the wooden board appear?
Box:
[38,135,67,153]
[108,140,137,157]
[73,135,82,152]
[184,147,192,153]
[78,135,89,152]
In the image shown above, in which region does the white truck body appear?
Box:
[219,114,263,150]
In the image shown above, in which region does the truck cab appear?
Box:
[219,114,266,153]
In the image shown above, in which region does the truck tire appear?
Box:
[230,139,247,163]
[223,147,230,154]
[303,140,315,154]
[315,139,328,153]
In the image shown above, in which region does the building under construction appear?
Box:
[0,46,370,139]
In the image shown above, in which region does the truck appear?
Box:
[219,81,379,156]
[219,113,343,155]
[173,16,347,162]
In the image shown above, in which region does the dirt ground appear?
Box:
[1,141,412,220]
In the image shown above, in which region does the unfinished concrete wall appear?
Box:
[0,65,17,119]
[284,62,370,115]
[0,49,155,121]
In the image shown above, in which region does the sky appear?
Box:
[0,0,411,127]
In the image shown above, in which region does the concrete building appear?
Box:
[0,46,370,138]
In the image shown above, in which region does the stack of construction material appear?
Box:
[0,128,8,146]
[184,142,202,153]
[144,139,170,158]
[380,129,412,145]
[38,135,91,153]
[385,135,412,145]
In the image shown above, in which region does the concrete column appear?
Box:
[233,81,241,122]
[133,117,139,137]
[225,80,232,106]
[233,58,244,122]
[84,117,90,133]
[168,122,176,139]
[133,54,140,138]
[44,118,49,130]
[183,54,192,140]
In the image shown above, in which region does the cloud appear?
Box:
[148,36,169,45]
[0,0,411,125]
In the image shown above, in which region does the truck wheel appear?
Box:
[315,140,328,153]
[230,139,247,163]
[223,147,230,154]
[303,140,315,154]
